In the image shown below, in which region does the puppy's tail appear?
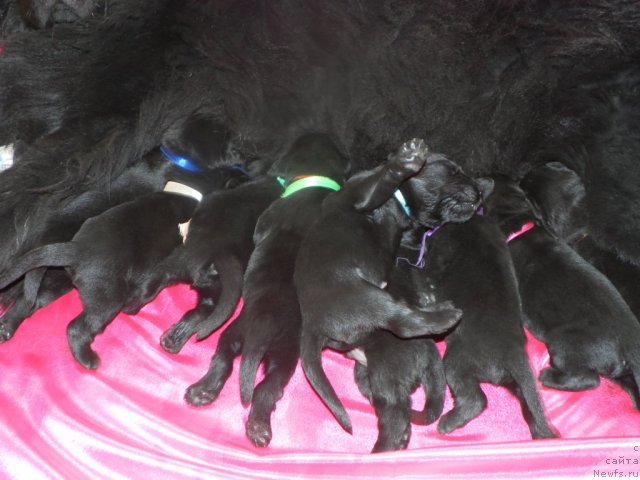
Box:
[196,256,244,340]
[411,342,446,425]
[23,267,48,308]
[301,330,353,433]
[0,243,76,291]
[239,336,269,405]
[509,361,556,439]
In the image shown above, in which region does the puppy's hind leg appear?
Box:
[161,276,222,353]
[505,362,556,439]
[245,347,299,447]
[185,320,244,406]
[67,278,127,369]
[412,340,446,425]
[437,362,487,435]
[123,248,193,315]
[0,269,72,342]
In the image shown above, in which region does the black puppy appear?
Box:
[497,172,640,405]
[351,230,446,452]
[0,147,175,343]
[126,174,282,353]
[184,133,350,448]
[520,162,640,322]
[0,113,234,344]
[0,164,245,369]
[425,205,555,439]
[295,139,491,434]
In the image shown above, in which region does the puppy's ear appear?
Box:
[475,177,495,201]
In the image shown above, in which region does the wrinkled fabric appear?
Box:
[0,285,639,479]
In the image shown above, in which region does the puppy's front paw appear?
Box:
[246,419,273,447]
[389,138,429,176]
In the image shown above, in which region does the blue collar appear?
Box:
[160,146,204,173]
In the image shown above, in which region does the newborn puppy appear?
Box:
[425,209,555,439]
[521,161,640,322]
[352,231,446,452]
[0,165,245,369]
[0,113,233,342]
[296,139,491,433]
[127,174,282,353]
[497,172,640,405]
[0,147,176,343]
[185,133,350,448]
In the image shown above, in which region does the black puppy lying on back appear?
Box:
[295,139,491,434]
[352,231,446,452]
[521,162,640,322]
[499,171,640,405]
[426,195,555,439]
[185,133,350,448]
[125,173,282,353]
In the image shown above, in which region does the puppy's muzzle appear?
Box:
[438,185,482,223]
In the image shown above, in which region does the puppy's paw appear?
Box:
[71,345,101,370]
[0,323,16,343]
[389,138,428,176]
[246,419,273,447]
[540,367,599,391]
[436,413,458,435]
[161,321,195,354]
[185,383,219,406]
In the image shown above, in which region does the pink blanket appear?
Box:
[1,285,639,479]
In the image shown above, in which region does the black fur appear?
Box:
[295,139,491,433]
[126,175,282,354]
[184,133,350,448]
[2,1,640,274]
[425,212,555,439]
[521,162,640,323]
[352,233,446,452]
[501,171,640,406]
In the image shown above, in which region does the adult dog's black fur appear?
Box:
[2,1,640,276]
[295,139,493,433]
[520,162,640,323]
[425,211,555,439]
[184,133,350,448]
[126,174,282,354]
[352,232,446,452]
[499,172,640,405]
[0,164,246,369]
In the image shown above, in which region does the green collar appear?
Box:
[277,175,341,198]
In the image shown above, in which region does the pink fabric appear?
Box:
[1,285,639,479]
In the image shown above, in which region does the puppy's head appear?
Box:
[519,162,587,241]
[482,174,532,221]
[402,153,493,227]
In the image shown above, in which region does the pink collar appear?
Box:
[506,221,535,243]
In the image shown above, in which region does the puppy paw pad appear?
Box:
[246,420,272,447]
